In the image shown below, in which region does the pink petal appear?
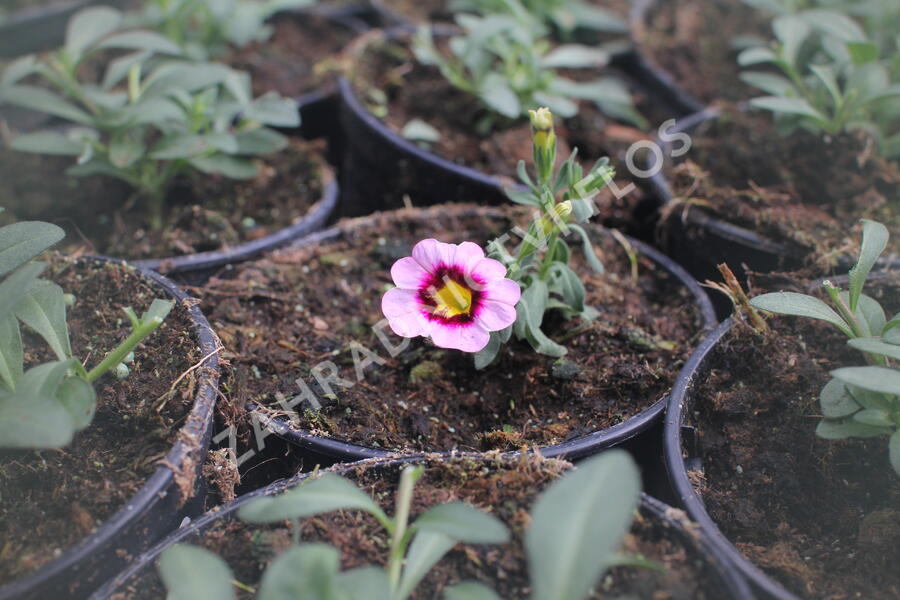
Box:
[453,242,485,272]
[391,257,429,289]
[485,278,521,305]
[412,238,454,271]
[470,257,507,283]
[388,313,430,338]
[475,300,517,331]
[430,322,490,353]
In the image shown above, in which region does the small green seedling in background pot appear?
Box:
[453,0,628,38]
[131,0,317,60]
[0,213,173,449]
[750,219,900,476]
[0,6,300,230]
[158,451,642,600]
[413,12,645,132]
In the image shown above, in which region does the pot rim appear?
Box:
[0,256,221,600]
[89,452,754,600]
[132,163,338,276]
[250,203,717,462]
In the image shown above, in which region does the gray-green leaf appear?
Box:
[443,581,501,600]
[749,292,852,336]
[0,221,63,277]
[396,531,456,600]
[158,544,236,600]
[257,544,342,600]
[819,378,860,418]
[848,219,888,312]
[15,279,71,361]
[414,502,509,545]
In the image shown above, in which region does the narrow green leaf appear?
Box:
[737,46,777,66]
[848,338,900,361]
[188,155,259,179]
[158,544,236,600]
[474,331,502,370]
[750,96,826,120]
[95,31,182,55]
[848,219,888,312]
[257,544,342,600]
[234,128,288,155]
[846,41,879,64]
[15,280,71,361]
[852,408,893,428]
[396,531,456,600]
[541,45,608,69]
[56,376,96,431]
[819,377,860,418]
[1,55,37,87]
[336,567,391,600]
[478,73,520,119]
[832,366,900,396]
[505,188,541,207]
[0,316,23,391]
[0,389,75,448]
[0,262,45,317]
[17,358,78,397]
[749,292,852,336]
[238,473,389,525]
[414,503,509,545]
[740,71,797,96]
[0,85,93,125]
[65,6,123,58]
[443,581,501,600]
[567,224,604,273]
[10,131,86,156]
[773,14,811,64]
[109,129,145,169]
[816,419,891,439]
[0,222,63,277]
[526,451,640,600]
[244,92,300,127]
[548,263,585,313]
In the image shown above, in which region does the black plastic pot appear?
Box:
[130,165,338,284]
[89,454,754,600]
[664,319,799,600]
[245,205,717,469]
[0,257,221,600]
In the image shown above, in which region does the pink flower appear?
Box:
[381,239,521,353]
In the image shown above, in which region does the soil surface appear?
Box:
[227,12,360,98]
[201,205,706,455]
[686,277,900,598]
[661,110,900,271]
[0,258,199,584]
[0,138,327,262]
[349,31,668,229]
[105,455,729,599]
[632,0,769,105]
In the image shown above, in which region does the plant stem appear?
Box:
[387,466,423,593]
[86,317,164,383]
[823,281,866,338]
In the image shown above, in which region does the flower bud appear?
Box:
[528,107,556,184]
[538,200,573,238]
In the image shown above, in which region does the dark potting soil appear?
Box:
[0,258,200,584]
[688,279,900,598]
[104,455,724,599]
[202,205,705,454]
[662,110,900,270]
[632,0,768,105]
[349,33,664,229]
[226,12,359,98]
[0,138,327,261]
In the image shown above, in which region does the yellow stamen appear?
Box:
[432,279,473,318]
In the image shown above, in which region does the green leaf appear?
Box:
[740,71,797,96]
[819,378,860,418]
[15,280,71,361]
[238,473,390,525]
[109,129,145,169]
[884,315,900,344]
[832,366,900,396]
[846,293,887,338]
[567,224,604,273]
[505,188,540,206]
[523,322,567,358]
[0,316,23,391]
[810,65,842,109]
[526,451,640,600]
[749,292,852,336]
[443,581,501,600]
[846,41,880,64]
[158,544,236,600]
[414,503,509,545]
[816,419,891,439]
[0,262,45,318]
[400,119,441,144]
[852,408,893,428]
[772,15,811,64]
[56,376,96,430]
[0,388,75,448]
[1,55,37,87]
[188,155,259,179]
[548,263,585,313]
[17,358,78,397]
[396,531,456,600]
[257,544,342,600]
[0,222,63,277]
[848,219,888,312]
[10,131,86,156]
[848,338,900,361]
[244,92,300,127]
[150,134,213,159]
[890,430,900,477]
[474,331,502,370]
[750,96,826,120]
[478,73,520,119]
[0,85,93,125]
[737,46,778,66]
[800,9,865,42]
[541,45,608,69]
[234,128,288,155]
[65,6,123,59]
[336,567,390,600]
[102,50,150,91]
[95,31,182,55]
